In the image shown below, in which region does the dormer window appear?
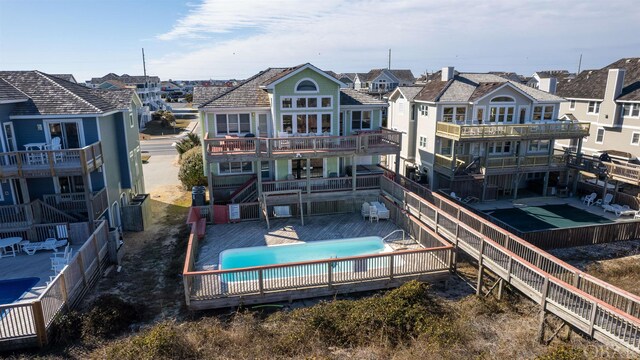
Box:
[295,79,318,92]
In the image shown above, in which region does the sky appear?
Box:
[1,0,639,82]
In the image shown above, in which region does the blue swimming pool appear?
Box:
[220,236,387,270]
[0,277,39,305]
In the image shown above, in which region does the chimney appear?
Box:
[441,66,454,82]
[538,77,557,94]
[598,69,625,126]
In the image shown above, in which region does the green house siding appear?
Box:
[273,68,341,135]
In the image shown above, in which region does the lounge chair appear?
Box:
[51,245,72,271]
[462,196,480,204]
[614,205,637,217]
[582,193,597,206]
[22,238,68,255]
[595,193,613,207]
[450,192,462,201]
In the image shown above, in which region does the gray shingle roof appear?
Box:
[92,88,136,110]
[0,78,28,102]
[199,68,286,109]
[193,86,231,107]
[356,69,415,83]
[0,71,118,115]
[389,69,416,84]
[414,79,451,102]
[340,88,386,106]
[395,86,423,101]
[556,58,640,101]
[51,74,77,83]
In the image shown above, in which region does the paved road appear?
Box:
[140,138,177,156]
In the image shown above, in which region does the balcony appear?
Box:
[204,129,401,162]
[436,121,590,142]
[0,142,103,179]
[434,153,566,176]
[566,153,640,186]
[42,187,108,220]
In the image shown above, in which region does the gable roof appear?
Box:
[0,78,29,103]
[414,72,563,103]
[356,69,415,84]
[92,88,138,110]
[199,68,286,109]
[261,63,346,89]
[339,88,387,106]
[391,86,424,101]
[556,58,640,101]
[51,74,77,83]
[389,69,415,84]
[0,71,118,116]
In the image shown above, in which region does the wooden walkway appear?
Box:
[196,213,408,270]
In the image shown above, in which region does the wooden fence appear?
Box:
[0,221,110,350]
[380,176,640,354]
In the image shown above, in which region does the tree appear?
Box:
[160,111,176,128]
[185,93,193,103]
[178,146,207,190]
[175,133,201,158]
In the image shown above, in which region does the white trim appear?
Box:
[10,110,119,119]
[531,104,555,121]
[489,95,516,103]
[474,105,486,122]
[595,127,605,144]
[323,158,328,178]
[350,110,373,131]
[262,64,346,89]
[2,122,17,152]
[587,101,601,115]
[294,78,320,94]
[288,160,292,178]
[217,161,254,175]
[281,95,333,110]
[518,105,529,123]
[472,82,537,103]
[0,99,29,104]
[564,97,604,102]
[280,112,332,134]
[43,119,86,148]
[213,112,252,136]
[631,132,640,146]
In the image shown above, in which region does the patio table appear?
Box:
[0,237,23,258]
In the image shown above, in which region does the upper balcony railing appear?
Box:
[204,129,401,161]
[0,141,103,179]
[566,153,640,185]
[434,153,566,175]
[436,121,590,141]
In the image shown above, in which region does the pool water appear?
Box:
[0,277,40,305]
[220,236,387,270]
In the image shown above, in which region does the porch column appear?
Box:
[207,162,215,222]
[83,172,95,231]
[513,173,521,200]
[394,134,402,182]
[306,158,311,215]
[256,160,263,198]
[451,140,457,173]
[20,179,33,223]
[542,171,550,197]
[602,176,609,200]
[352,155,357,192]
[481,176,487,202]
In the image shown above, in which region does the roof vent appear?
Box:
[626,59,631,63]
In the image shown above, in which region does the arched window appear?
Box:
[491,96,515,102]
[295,79,318,92]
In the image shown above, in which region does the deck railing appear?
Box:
[204,129,401,160]
[434,154,565,173]
[0,220,110,349]
[41,188,108,219]
[0,203,32,228]
[380,175,640,353]
[435,121,590,141]
[566,153,640,185]
[261,174,380,193]
[0,141,103,179]
[183,203,453,308]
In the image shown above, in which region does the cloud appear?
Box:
[152,0,640,79]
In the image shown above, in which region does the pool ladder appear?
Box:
[382,229,406,244]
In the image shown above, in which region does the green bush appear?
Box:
[82,294,144,339]
[160,111,176,128]
[48,310,83,346]
[178,146,207,190]
[175,133,201,159]
[104,322,197,360]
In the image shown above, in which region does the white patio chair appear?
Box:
[369,206,379,223]
[277,132,290,149]
[450,192,462,201]
[595,193,613,207]
[51,245,72,270]
[56,224,69,241]
[361,202,370,219]
[48,137,64,162]
[582,193,597,206]
[376,203,390,220]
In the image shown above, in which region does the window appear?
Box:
[352,111,372,130]
[623,103,640,118]
[129,112,134,128]
[283,113,329,134]
[532,105,554,121]
[321,97,331,108]
[475,107,484,123]
[219,161,253,175]
[308,97,317,108]
[442,106,466,122]
[282,114,293,133]
[282,97,292,108]
[528,140,550,152]
[488,141,512,154]
[321,114,331,133]
[596,128,605,144]
[588,101,601,114]
[569,100,576,110]
[419,136,427,148]
[489,106,515,123]
[632,132,640,145]
[296,79,318,92]
[296,98,307,108]
[296,114,319,134]
[440,139,452,155]
[491,96,515,102]
[216,113,251,135]
[419,105,428,116]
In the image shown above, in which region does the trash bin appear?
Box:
[191,186,206,206]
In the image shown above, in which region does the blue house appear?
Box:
[0,71,145,230]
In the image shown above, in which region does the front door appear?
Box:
[48,121,81,149]
[57,176,86,193]
[10,179,26,204]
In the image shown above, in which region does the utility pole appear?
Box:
[388,49,391,69]
[577,54,582,75]
[142,48,148,108]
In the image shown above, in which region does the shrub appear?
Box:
[160,111,176,128]
[102,322,197,360]
[82,294,144,339]
[185,93,193,103]
[152,110,165,122]
[48,310,84,346]
[178,146,207,190]
[536,345,586,360]
[175,133,201,159]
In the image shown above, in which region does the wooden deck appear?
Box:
[196,213,411,270]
